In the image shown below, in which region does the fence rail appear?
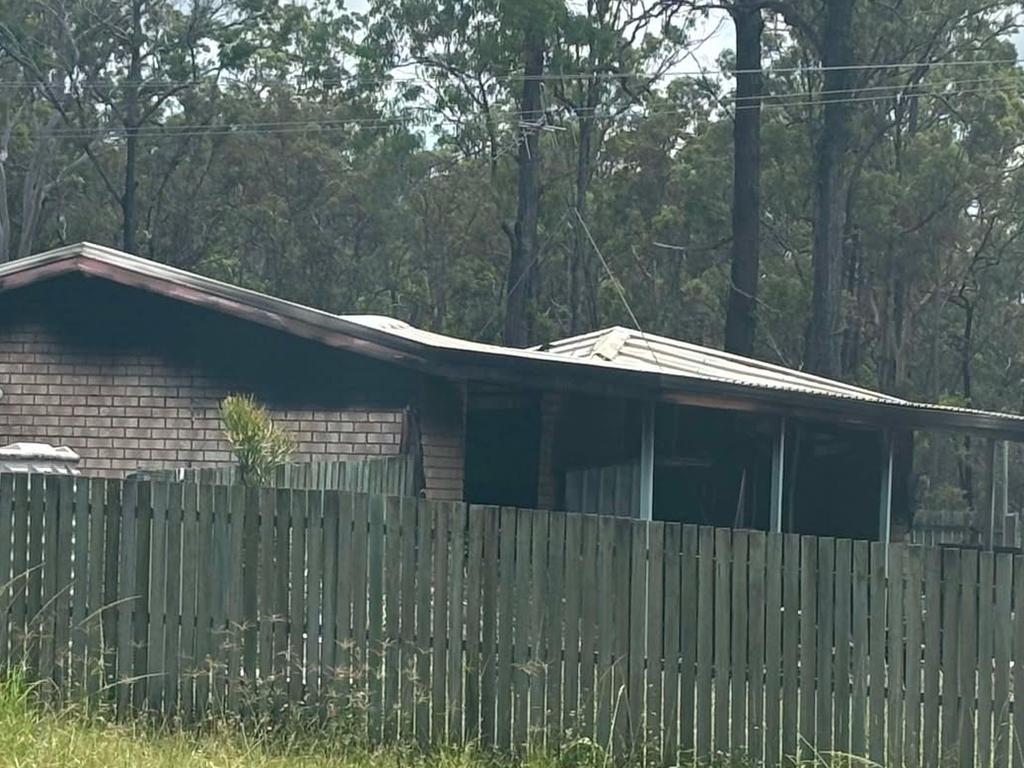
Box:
[909,508,1024,550]
[1,473,1023,767]
[138,455,419,495]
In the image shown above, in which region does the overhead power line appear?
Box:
[0,55,1019,91]
[30,77,1021,142]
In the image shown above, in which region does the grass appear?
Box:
[0,671,882,768]
[0,670,583,768]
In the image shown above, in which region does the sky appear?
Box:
[688,10,1024,72]
[342,2,1024,83]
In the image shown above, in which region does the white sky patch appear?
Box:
[687,10,733,72]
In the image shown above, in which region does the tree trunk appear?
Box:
[16,121,58,260]
[805,0,856,377]
[17,160,46,260]
[0,157,10,265]
[723,2,763,356]
[959,300,975,506]
[503,22,544,347]
[840,230,862,376]
[569,88,599,335]
[122,0,143,254]
[0,112,13,263]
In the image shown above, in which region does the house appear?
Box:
[2,242,1023,544]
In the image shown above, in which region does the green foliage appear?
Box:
[219,394,294,486]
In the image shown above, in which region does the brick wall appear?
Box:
[0,321,405,475]
[0,276,471,490]
[417,380,465,501]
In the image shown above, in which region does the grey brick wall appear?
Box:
[417,380,465,501]
[0,322,404,476]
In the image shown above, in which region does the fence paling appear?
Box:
[5,475,1024,767]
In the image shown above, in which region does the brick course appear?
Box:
[0,276,475,493]
[0,320,404,475]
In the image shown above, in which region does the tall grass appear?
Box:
[0,670,885,768]
[0,669,560,768]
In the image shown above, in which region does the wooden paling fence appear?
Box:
[910,508,1024,550]
[143,455,419,496]
[909,510,982,547]
[564,461,641,519]
[4,473,1024,766]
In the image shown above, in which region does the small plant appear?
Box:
[220,394,294,486]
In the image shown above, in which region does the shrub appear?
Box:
[219,394,294,486]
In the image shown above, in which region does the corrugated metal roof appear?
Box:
[343,318,1024,427]
[4,243,1024,435]
[534,326,908,405]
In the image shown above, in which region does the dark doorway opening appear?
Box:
[464,399,541,507]
[789,423,882,540]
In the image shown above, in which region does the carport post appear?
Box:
[769,418,787,533]
[985,439,1009,550]
[879,431,894,560]
[986,440,998,550]
[1003,440,1010,530]
[640,401,655,521]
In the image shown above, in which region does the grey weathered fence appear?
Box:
[910,508,1024,550]
[142,455,419,496]
[2,472,1024,767]
[564,461,641,518]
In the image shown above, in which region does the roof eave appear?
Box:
[432,346,1024,438]
[1,247,437,371]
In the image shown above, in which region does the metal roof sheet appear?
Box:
[534,326,909,405]
[340,318,1024,428]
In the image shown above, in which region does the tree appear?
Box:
[0,1,91,262]
[549,1,685,334]
[0,79,77,263]
[1,0,235,254]
[365,0,552,345]
[367,0,687,344]
[650,0,807,356]
[502,8,548,346]
[722,0,765,354]
[804,0,856,376]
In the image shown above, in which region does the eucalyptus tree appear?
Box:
[785,0,1022,376]
[546,1,687,334]
[0,0,244,254]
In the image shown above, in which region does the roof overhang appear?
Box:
[4,242,1024,440]
[421,344,1024,440]
[0,243,433,369]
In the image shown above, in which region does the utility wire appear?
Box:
[573,206,672,375]
[725,74,1013,105]
[573,208,642,332]
[0,55,1019,90]
[29,78,1021,141]
[730,82,1017,112]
